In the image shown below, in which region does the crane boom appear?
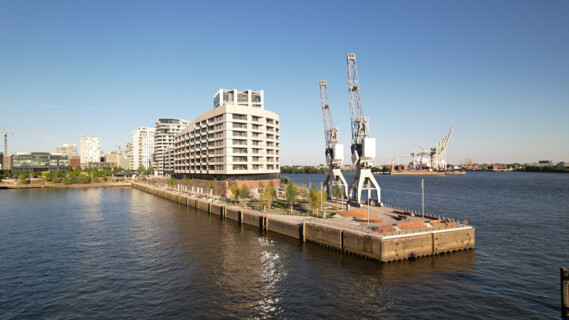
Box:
[320,81,348,198]
[347,53,369,146]
[2,126,52,164]
[320,81,334,150]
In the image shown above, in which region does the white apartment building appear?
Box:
[172,89,280,180]
[80,136,101,166]
[56,144,78,157]
[131,127,155,171]
[153,117,190,176]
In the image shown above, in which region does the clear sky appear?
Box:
[1,0,568,165]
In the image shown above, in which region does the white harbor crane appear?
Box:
[320,80,348,199]
[346,53,381,204]
[430,127,453,171]
[406,127,454,171]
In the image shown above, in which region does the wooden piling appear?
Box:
[562,267,569,319]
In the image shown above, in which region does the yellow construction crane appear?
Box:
[2,127,52,166]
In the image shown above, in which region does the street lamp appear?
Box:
[367,197,370,225]
[320,181,324,219]
[421,179,425,217]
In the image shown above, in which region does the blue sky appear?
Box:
[1,0,568,165]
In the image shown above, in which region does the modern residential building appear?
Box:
[80,136,101,167]
[131,127,155,171]
[153,117,190,176]
[172,89,280,184]
[56,144,78,157]
[10,152,68,177]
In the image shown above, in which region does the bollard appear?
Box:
[562,267,569,319]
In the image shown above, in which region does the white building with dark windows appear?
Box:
[56,144,78,158]
[173,89,280,181]
[131,127,155,171]
[153,118,190,176]
[80,136,101,166]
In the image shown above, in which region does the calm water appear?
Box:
[1,172,568,319]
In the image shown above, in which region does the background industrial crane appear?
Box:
[320,80,348,198]
[2,127,52,169]
[430,126,453,171]
[405,127,453,171]
[346,53,381,204]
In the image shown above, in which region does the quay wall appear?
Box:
[131,182,475,262]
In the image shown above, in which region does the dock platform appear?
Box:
[131,182,475,263]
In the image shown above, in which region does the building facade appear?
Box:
[56,144,78,157]
[153,118,190,176]
[131,127,155,171]
[80,136,101,167]
[172,89,280,181]
[10,152,68,177]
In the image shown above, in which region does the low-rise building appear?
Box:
[68,156,81,168]
[10,152,68,177]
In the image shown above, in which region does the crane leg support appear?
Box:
[348,167,381,205]
[324,168,348,199]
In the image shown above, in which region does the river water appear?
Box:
[1,172,568,319]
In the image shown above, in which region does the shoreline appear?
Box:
[0,182,132,190]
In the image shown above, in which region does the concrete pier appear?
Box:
[131,182,475,263]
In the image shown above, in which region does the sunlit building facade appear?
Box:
[131,127,155,170]
[153,118,190,176]
[172,89,280,181]
[80,136,101,167]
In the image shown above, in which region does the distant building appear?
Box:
[80,136,101,167]
[0,152,3,170]
[131,127,155,171]
[56,144,78,157]
[105,151,121,166]
[172,89,280,190]
[153,117,190,176]
[68,156,81,169]
[10,152,68,178]
[538,160,553,167]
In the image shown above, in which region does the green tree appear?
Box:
[298,185,309,201]
[267,180,277,198]
[260,188,274,210]
[260,182,276,210]
[308,188,322,214]
[212,178,219,196]
[285,182,297,214]
[168,177,177,188]
[332,183,343,199]
[80,174,91,184]
[229,183,240,204]
[206,181,214,195]
[239,184,250,200]
[18,172,30,184]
